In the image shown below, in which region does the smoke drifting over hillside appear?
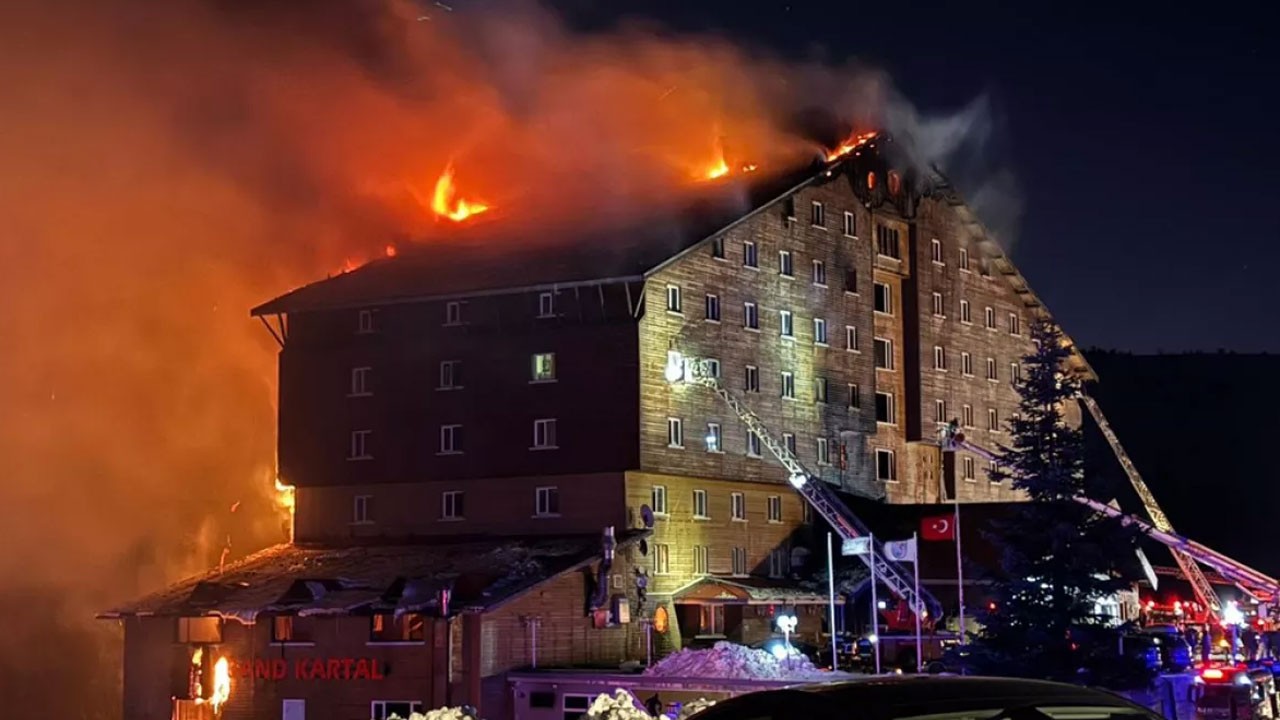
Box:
[0,0,1006,716]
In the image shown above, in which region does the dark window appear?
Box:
[874,282,892,314]
[530,693,556,709]
[875,392,896,424]
[844,269,858,294]
[810,201,825,227]
[876,225,901,258]
[710,236,725,259]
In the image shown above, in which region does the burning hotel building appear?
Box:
[102,135,1090,720]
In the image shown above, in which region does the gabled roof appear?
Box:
[100,532,646,622]
[671,576,839,605]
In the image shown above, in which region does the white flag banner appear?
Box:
[841,536,872,556]
[884,537,918,563]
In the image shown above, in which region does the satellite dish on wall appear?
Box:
[638,539,649,557]
[640,505,655,529]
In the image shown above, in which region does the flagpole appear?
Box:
[869,532,881,674]
[827,532,838,671]
[954,501,966,646]
[913,531,922,673]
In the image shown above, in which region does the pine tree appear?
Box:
[974,319,1142,683]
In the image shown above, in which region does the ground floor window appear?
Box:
[563,694,595,720]
[371,700,423,720]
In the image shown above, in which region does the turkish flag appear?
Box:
[921,515,955,541]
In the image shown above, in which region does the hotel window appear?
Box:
[875,392,896,424]
[353,494,373,524]
[986,357,998,381]
[814,377,828,403]
[651,485,668,515]
[846,325,860,352]
[537,292,555,318]
[843,211,856,237]
[176,617,223,644]
[704,357,720,378]
[439,424,462,454]
[769,548,789,578]
[370,613,425,643]
[743,302,759,329]
[442,490,464,520]
[931,238,944,264]
[779,310,794,338]
[876,225,901,259]
[988,408,999,431]
[731,547,748,576]
[349,430,372,461]
[812,259,827,286]
[438,360,462,390]
[844,269,858,294]
[694,546,710,575]
[1009,312,1021,335]
[932,292,945,317]
[711,235,725,259]
[532,418,557,449]
[962,404,975,428]
[746,430,762,457]
[349,367,371,397]
[783,433,797,456]
[372,702,425,720]
[779,250,794,277]
[817,438,830,465]
[531,352,556,382]
[743,240,758,268]
[957,302,970,326]
[666,284,682,313]
[705,293,721,322]
[989,460,1000,482]
[780,371,795,399]
[962,352,974,376]
[562,696,593,720]
[705,423,722,453]
[693,489,709,519]
[744,365,760,392]
[767,496,782,523]
[444,301,463,326]
[731,492,746,521]
[654,544,671,575]
[271,616,313,644]
[847,383,861,409]
[933,345,947,371]
[985,306,996,329]
[874,282,893,314]
[534,486,560,516]
[811,201,825,227]
[959,248,971,272]
[802,503,813,524]
[667,417,684,448]
[1011,362,1022,384]
[357,309,375,334]
[935,399,947,423]
[876,449,897,482]
[813,318,828,345]
[963,456,976,481]
[874,337,893,369]
[783,196,797,220]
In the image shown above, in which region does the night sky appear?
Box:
[554,1,1278,353]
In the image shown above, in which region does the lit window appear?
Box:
[439,424,463,454]
[353,494,373,523]
[438,360,462,390]
[705,294,721,322]
[534,486,560,516]
[705,423,722,453]
[651,485,668,515]
[959,248,970,272]
[931,238,943,264]
[731,493,746,521]
[846,325,859,352]
[816,438,830,465]
[357,309,375,334]
[876,392,896,424]
[654,544,670,575]
[932,292,945,317]
[843,211,856,237]
[743,241,758,268]
[962,352,973,376]
[812,259,827,286]
[444,301,463,326]
[811,201,825,227]
[847,383,861,409]
[693,489,709,518]
[874,337,893,369]
[746,430,762,457]
[874,282,893,314]
[876,449,897,482]
[779,310,794,338]
[814,377,828,403]
[349,430,372,460]
[1009,312,1021,336]
[933,345,947,371]
[767,496,782,523]
[666,285,682,313]
[532,419,557,449]
[960,300,972,324]
[711,236,725,259]
[780,371,795,399]
[442,491,464,520]
[743,302,759,329]
[537,292,555,318]
[744,365,760,392]
[813,318,828,345]
[531,352,556,382]
[779,250,794,277]
[350,367,372,397]
[667,418,684,448]
[963,405,974,428]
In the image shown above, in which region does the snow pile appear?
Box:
[584,689,718,720]
[644,641,837,681]
[396,707,480,720]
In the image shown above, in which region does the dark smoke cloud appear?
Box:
[0,0,1008,716]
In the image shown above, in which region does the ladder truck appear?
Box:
[938,398,1280,624]
[663,350,943,625]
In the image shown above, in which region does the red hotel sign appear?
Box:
[228,658,387,681]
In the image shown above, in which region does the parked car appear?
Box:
[685,675,1163,720]
[1137,624,1193,671]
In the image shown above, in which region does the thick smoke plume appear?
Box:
[0,0,1002,716]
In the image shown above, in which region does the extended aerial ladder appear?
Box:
[938,397,1280,619]
[663,350,943,622]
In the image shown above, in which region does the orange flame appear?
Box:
[825,131,879,162]
[431,163,489,222]
[210,656,231,712]
[384,244,397,258]
[699,135,758,181]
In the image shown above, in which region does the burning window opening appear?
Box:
[189,648,232,714]
[430,163,490,222]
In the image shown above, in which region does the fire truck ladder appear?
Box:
[664,351,942,620]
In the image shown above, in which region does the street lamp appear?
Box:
[776,612,799,668]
